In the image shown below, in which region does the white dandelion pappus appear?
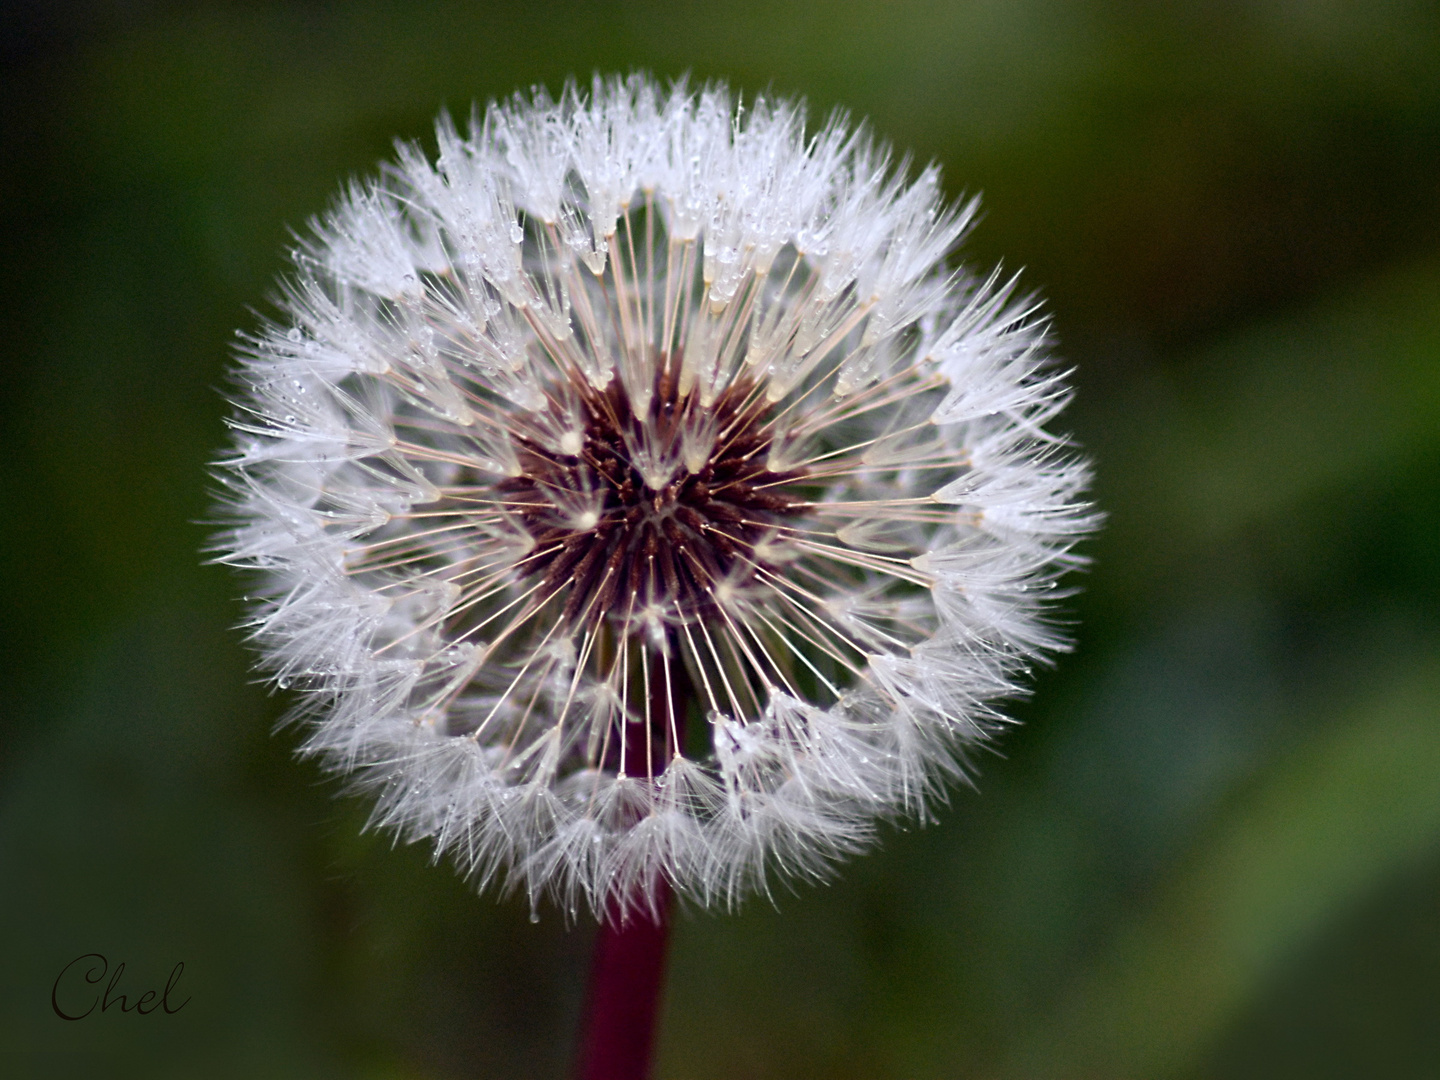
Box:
[213,75,1096,920]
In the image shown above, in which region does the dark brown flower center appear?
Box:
[498,359,809,631]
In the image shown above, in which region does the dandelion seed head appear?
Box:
[212,74,1097,919]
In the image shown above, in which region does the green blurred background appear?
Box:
[3,2,1439,1076]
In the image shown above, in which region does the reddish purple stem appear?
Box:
[574,651,685,1079]
[574,880,673,1080]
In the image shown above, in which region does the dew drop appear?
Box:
[286,327,302,343]
[529,911,541,924]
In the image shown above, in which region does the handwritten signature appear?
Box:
[51,954,189,1020]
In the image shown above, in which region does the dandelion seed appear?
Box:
[212,74,1097,921]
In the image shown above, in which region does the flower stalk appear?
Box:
[575,643,687,1079]
[574,881,673,1080]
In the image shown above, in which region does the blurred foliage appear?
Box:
[2,2,1439,1077]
